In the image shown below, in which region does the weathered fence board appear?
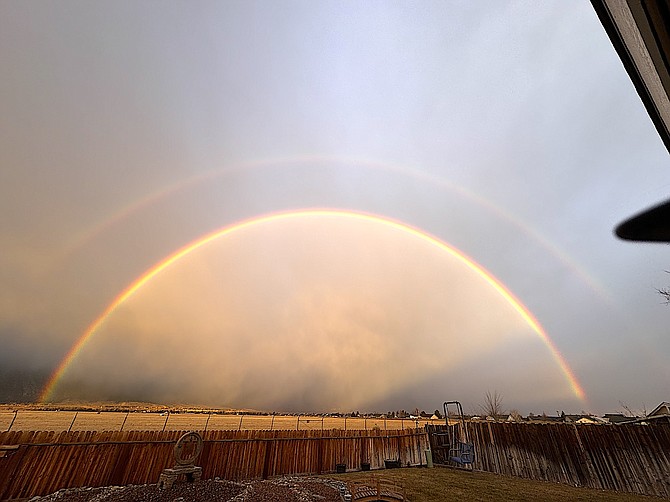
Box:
[427,422,670,498]
[0,428,427,500]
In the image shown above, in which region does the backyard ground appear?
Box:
[25,468,661,502]
[331,467,662,502]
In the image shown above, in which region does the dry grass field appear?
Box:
[333,468,661,502]
[0,405,440,432]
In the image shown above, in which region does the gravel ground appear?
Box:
[29,477,346,502]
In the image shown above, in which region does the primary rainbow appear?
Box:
[40,208,587,402]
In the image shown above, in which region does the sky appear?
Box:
[1,0,669,416]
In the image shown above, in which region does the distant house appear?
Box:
[562,414,603,425]
[576,416,605,425]
[506,413,525,423]
[481,414,509,422]
[603,413,633,424]
[527,414,563,424]
[648,402,670,418]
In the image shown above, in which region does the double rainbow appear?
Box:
[40,208,586,402]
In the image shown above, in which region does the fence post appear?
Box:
[270,414,275,431]
[238,415,243,431]
[321,416,324,432]
[344,416,347,431]
[162,411,170,432]
[67,412,78,433]
[6,410,17,432]
[120,412,129,432]
[364,417,367,430]
[204,413,211,432]
[384,417,387,431]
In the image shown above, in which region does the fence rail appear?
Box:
[427,422,670,498]
[0,428,428,500]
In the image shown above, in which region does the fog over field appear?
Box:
[51,215,573,412]
[1,1,670,415]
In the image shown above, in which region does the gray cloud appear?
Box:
[1,1,669,414]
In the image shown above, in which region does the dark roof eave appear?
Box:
[591,0,670,154]
[591,0,670,241]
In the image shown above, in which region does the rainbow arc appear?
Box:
[40,208,586,403]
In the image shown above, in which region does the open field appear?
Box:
[0,407,440,432]
[332,467,661,502]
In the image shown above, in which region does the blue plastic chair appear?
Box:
[450,442,474,465]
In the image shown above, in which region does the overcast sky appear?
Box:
[2,0,669,415]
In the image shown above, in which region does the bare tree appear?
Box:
[620,401,636,417]
[657,271,670,304]
[619,401,648,418]
[480,390,504,419]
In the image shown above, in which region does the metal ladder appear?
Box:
[443,400,474,466]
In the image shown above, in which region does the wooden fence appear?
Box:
[427,422,670,498]
[0,429,428,500]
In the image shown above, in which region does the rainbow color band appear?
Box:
[40,208,586,403]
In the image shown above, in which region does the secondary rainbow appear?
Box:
[40,208,587,402]
[58,155,610,305]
